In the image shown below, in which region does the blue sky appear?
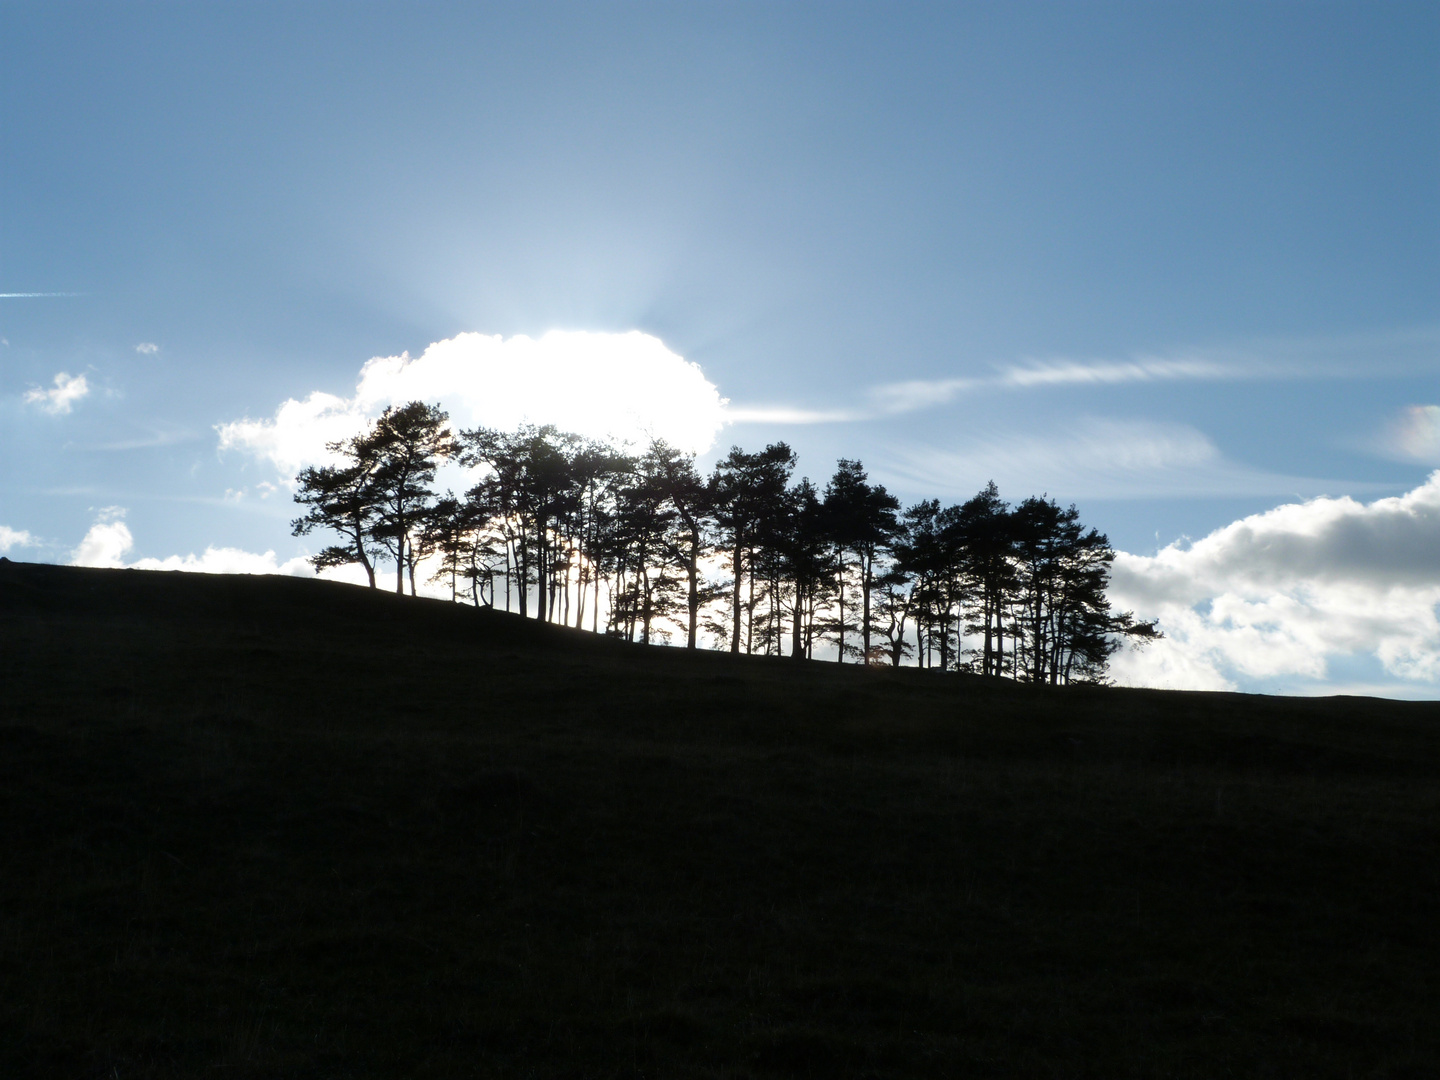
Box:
[3,2,1438,694]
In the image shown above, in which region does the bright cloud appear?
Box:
[219,330,728,476]
[0,525,35,554]
[69,507,312,576]
[23,372,89,415]
[1109,473,1440,692]
[135,342,160,354]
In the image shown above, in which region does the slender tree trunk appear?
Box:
[534,512,547,622]
[861,550,872,661]
[746,569,755,655]
[351,513,376,588]
[730,536,743,654]
[687,530,699,650]
[791,581,805,660]
[395,526,406,595]
[641,568,652,645]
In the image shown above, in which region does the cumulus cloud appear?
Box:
[0,525,35,554]
[1109,473,1440,692]
[70,507,133,567]
[882,418,1325,501]
[69,507,312,576]
[135,342,159,354]
[218,330,728,476]
[23,372,89,415]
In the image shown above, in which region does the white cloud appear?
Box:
[866,355,1236,417]
[135,342,159,354]
[69,507,312,576]
[724,405,861,424]
[23,372,89,415]
[70,507,133,567]
[882,418,1327,500]
[996,355,1232,388]
[218,330,728,476]
[1109,473,1440,693]
[1376,404,1440,464]
[0,526,35,554]
[868,377,976,415]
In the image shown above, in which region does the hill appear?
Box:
[1,559,1436,1078]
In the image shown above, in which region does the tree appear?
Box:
[646,440,712,650]
[822,460,900,663]
[292,414,1155,682]
[365,403,455,595]
[781,478,832,660]
[953,482,1015,677]
[709,443,796,654]
[458,424,579,620]
[1004,495,1158,685]
[291,443,382,588]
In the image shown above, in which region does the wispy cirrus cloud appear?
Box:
[23,372,90,415]
[754,355,1238,423]
[758,325,1439,421]
[723,404,864,424]
[996,355,1233,388]
[868,353,1242,417]
[879,417,1338,501]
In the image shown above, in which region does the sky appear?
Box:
[2,1,1437,696]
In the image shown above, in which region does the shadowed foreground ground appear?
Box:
[1,560,1436,1078]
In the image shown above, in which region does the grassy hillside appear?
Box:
[1,559,1436,1078]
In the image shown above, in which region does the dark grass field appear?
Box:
[1,560,1437,1078]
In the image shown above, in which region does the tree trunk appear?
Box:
[687,530,699,650]
[730,537,743,654]
[791,581,805,660]
[395,530,406,595]
[860,550,872,661]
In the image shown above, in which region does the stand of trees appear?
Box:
[294,401,1158,683]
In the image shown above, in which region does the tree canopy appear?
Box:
[293,401,1158,683]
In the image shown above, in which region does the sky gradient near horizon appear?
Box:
[3,2,1438,695]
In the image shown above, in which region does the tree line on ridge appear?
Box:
[292,401,1159,683]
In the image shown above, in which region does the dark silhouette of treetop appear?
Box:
[294,404,1156,682]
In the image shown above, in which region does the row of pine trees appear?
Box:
[293,402,1158,683]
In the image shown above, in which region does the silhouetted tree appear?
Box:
[292,443,382,588]
[363,402,456,595]
[781,477,833,660]
[293,417,1156,681]
[710,443,796,654]
[823,460,900,663]
[645,440,713,649]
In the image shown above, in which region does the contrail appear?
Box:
[0,291,85,298]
